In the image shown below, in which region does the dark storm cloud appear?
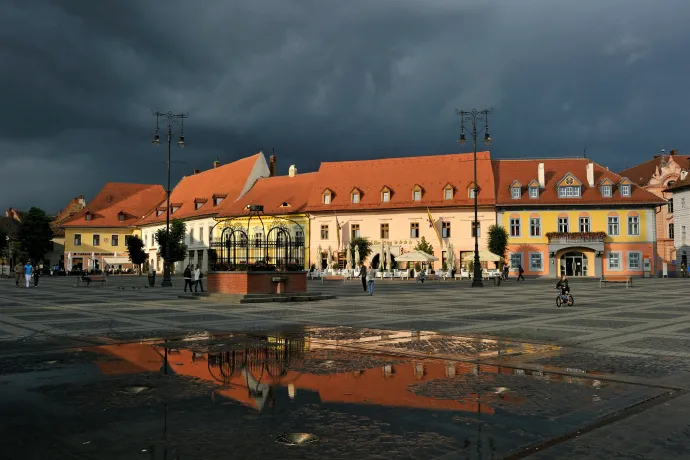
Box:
[2,0,690,212]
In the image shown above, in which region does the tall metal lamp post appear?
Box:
[152,111,187,287]
[456,109,492,287]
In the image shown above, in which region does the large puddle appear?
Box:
[0,326,673,459]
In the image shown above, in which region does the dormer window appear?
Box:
[156,208,165,217]
[84,211,92,221]
[443,184,454,200]
[350,188,361,204]
[171,205,180,214]
[468,182,477,199]
[620,184,631,196]
[558,186,581,198]
[280,202,290,208]
[509,180,522,199]
[412,185,423,201]
[601,185,612,197]
[212,194,226,207]
[322,189,333,205]
[381,186,391,203]
[194,198,207,210]
[529,186,539,198]
[118,212,125,222]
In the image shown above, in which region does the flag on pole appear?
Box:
[427,207,443,247]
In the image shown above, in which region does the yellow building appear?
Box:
[212,172,314,270]
[61,183,165,272]
[494,159,665,278]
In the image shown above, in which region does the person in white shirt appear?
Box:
[194,265,204,292]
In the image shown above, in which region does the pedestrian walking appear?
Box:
[194,264,204,292]
[23,261,33,288]
[367,264,375,295]
[14,261,23,287]
[33,264,40,287]
[183,264,193,292]
[503,264,509,281]
[517,265,525,281]
[360,262,367,292]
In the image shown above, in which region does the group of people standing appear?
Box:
[13,261,40,288]
[183,264,204,292]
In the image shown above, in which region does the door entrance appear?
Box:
[560,251,587,277]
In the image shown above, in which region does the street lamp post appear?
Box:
[152,111,187,288]
[456,109,492,287]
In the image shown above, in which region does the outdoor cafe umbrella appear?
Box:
[354,245,360,266]
[346,246,352,270]
[463,250,501,262]
[395,250,439,263]
[378,242,384,270]
[385,243,392,270]
[447,244,455,271]
[327,246,333,269]
[317,244,322,268]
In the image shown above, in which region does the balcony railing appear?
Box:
[546,232,606,244]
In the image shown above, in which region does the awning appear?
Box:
[103,256,132,265]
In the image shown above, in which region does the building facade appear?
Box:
[61,183,166,272]
[619,149,689,275]
[48,196,87,269]
[136,154,271,273]
[494,159,665,278]
[305,152,496,270]
[665,177,690,268]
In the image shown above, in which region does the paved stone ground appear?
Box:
[2,275,690,458]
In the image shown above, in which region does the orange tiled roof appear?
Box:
[137,153,264,225]
[305,152,495,212]
[619,154,690,186]
[493,158,666,206]
[217,173,317,217]
[61,183,166,228]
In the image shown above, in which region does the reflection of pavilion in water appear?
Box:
[85,330,595,416]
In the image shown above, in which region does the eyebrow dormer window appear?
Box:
[620,184,631,196]
[511,187,521,199]
[601,185,612,197]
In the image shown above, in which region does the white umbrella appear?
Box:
[67,252,73,271]
[395,250,439,262]
[378,242,384,270]
[463,250,501,262]
[447,244,455,271]
[317,244,322,269]
[386,243,392,270]
[354,245,360,266]
[327,246,333,270]
[346,246,352,270]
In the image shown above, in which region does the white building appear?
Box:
[136,153,271,273]
[667,171,690,268]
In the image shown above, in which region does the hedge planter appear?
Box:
[207,271,308,295]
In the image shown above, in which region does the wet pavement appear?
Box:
[0,326,685,459]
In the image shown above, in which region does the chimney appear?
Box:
[586,162,594,187]
[681,170,688,180]
[670,149,678,156]
[193,168,201,175]
[77,196,86,206]
[269,148,277,177]
[537,163,545,188]
[289,165,297,177]
[213,158,221,169]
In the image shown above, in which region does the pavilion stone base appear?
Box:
[207,271,307,295]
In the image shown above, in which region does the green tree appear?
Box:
[125,235,147,275]
[349,237,372,264]
[414,236,434,255]
[155,219,188,264]
[17,207,53,264]
[488,224,509,267]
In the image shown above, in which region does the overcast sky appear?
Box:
[2,0,689,213]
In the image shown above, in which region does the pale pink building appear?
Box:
[305,152,496,270]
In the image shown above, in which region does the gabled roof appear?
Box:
[493,159,666,206]
[619,153,690,186]
[217,173,317,217]
[137,153,268,225]
[61,183,166,228]
[51,196,87,237]
[306,152,495,211]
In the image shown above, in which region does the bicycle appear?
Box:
[556,288,574,308]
